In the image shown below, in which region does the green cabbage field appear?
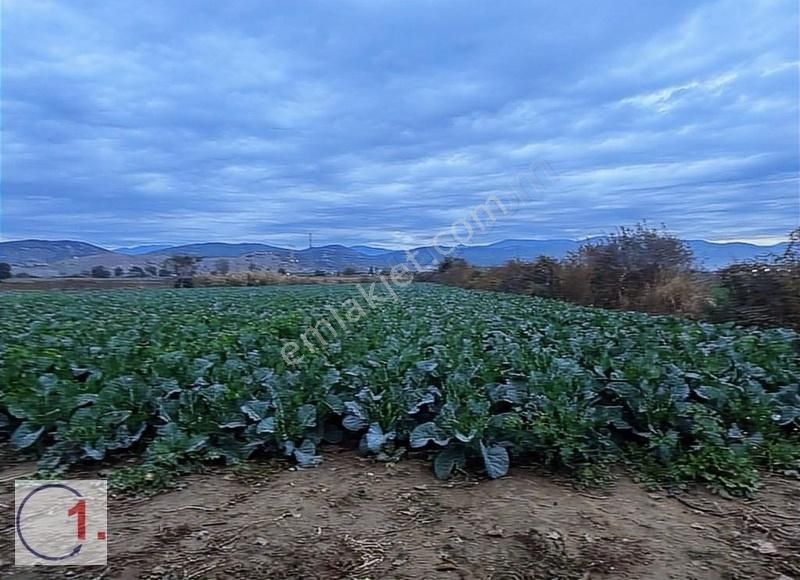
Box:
[1,284,798,495]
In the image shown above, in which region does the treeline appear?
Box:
[417,224,800,330]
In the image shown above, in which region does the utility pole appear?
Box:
[308,233,313,249]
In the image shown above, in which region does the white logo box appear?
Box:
[15,480,108,566]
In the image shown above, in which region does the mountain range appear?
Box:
[0,238,789,277]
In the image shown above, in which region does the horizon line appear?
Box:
[0,235,791,251]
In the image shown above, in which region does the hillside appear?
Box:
[456,238,581,265]
[0,237,790,276]
[114,244,174,255]
[145,242,290,258]
[295,244,384,271]
[349,245,394,256]
[0,239,111,264]
[687,240,789,269]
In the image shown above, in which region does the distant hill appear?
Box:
[374,238,789,270]
[296,245,384,271]
[0,237,790,276]
[455,238,582,266]
[0,239,111,264]
[686,240,788,270]
[349,245,395,256]
[146,242,289,258]
[115,244,174,255]
[378,246,453,268]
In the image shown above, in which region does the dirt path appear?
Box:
[1,450,799,579]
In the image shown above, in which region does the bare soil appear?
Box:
[1,450,798,579]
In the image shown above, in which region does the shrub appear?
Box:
[714,262,800,328]
[477,257,562,297]
[567,223,694,310]
[90,265,111,278]
[636,271,709,316]
[707,227,800,329]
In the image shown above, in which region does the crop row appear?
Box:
[1,284,798,494]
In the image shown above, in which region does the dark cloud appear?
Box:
[1,0,798,248]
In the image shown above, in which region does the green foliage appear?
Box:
[108,463,182,495]
[1,284,798,494]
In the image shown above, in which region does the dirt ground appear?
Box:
[1,450,798,579]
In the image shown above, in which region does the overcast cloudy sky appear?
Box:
[1,0,798,249]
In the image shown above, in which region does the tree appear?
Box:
[215,258,231,275]
[0,262,11,280]
[715,227,800,329]
[277,267,287,275]
[165,255,199,288]
[164,255,199,276]
[781,226,800,265]
[129,266,145,277]
[113,266,124,277]
[342,266,358,276]
[145,265,158,276]
[91,265,111,278]
[437,257,468,272]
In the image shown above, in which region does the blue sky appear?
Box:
[1,0,798,249]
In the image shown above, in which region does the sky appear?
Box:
[1,0,798,249]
